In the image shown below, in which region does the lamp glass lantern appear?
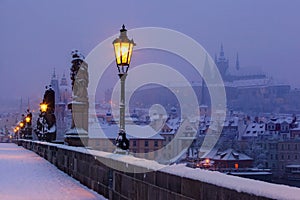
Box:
[40,103,48,113]
[25,116,31,123]
[112,24,136,74]
[19,122,24,128]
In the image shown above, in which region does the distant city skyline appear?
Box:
[1,0,300,111]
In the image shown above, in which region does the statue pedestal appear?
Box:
[65,101,89,147]
[64,128,88,147]
[114,148,130,155]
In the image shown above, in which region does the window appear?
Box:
[296,144,298,150]
[133,140,137,147]
[288,144,290,150]
[283,134,287,139]
[295,155,298,160]
[288,155,290,160]
[168,136,172,142]
[154,140,158,147]
[270,154,273,160]
[145,141,149,147]
[281,155,284,159]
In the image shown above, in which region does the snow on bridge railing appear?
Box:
[161,164,300,200]
[20,139,300,200]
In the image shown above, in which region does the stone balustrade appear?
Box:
[18,140,300,200]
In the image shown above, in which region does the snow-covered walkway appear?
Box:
[0,143,106,200]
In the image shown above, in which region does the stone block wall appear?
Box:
[19,140,275,200]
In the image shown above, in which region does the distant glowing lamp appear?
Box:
[40,103,48,113]
[16,127,20,131]
[19,122,24,128]
[112,24,136,74]
[25,116,31,123]
[205,158,210,164]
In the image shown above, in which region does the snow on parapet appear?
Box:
[21,140,300,199]
[161,164,300,200]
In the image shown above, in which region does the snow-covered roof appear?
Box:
[228,66,265,77]
[229,172,272,176]
[89,123,164,140]
[223,116,239,127]
[291,126,300,131]
[225,78,271,88]
[242,122,265,138]
[267,117,293,124]
[204,148,253,161]
[286,165,300,168]
[165,117,181,130]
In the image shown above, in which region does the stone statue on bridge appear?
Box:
[65,50,89,146]
[35,85,57,142]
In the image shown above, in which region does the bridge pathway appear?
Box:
[0,143,106,200]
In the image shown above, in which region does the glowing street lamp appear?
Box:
[113,24,135,73]
[19,122,24,128]
[112,25,135,151]
[39,102,48,140]
[25,116,31,123]
[14,126,20,140]
[40,103,48,113]
[14,127,19,133]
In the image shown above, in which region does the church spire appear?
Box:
[236,53,240,70]
[52,68,57,80]
[214,53,218,64]
[220,43,224,57]
[60,72,68,86]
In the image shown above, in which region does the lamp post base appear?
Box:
[115,130,130,151]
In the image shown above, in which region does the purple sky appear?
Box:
[0,0,300,110]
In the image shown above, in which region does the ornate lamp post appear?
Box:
[15,126,20,140]
[40,102,48,140]
[112,24,135,151]
[24,109,33,139]
[19,121,25,139]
